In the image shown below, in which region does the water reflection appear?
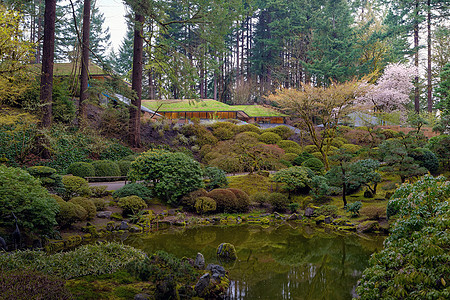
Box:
[115,224,384,300]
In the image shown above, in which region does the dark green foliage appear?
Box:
[293,152,314,166]
[346,201,362,217]
[314,205,338,217]
[308,175,331,201]
[203,166,228,190]
[126,251,198,298]
[0,270,73,300]
[100,143,134,161]
[427,135,450,170]
[180,189,209,210]
[91,198,107,211]
[208,189,238,213]
[117,160,132,176]
[250,192,269,205]
[357,176,450,299]
[194,196,217,214]
[68,197,97,219]
[52,195,87,227]
[66,162,95,178]
[409,148,439,174]
[92,160,121,177]
[302,158,324,174]
[268,192,289,212]
[27,166,64,193]
[273,166,310,196]
[263,126,294,140]
[228,188,250,212]
[117,196,147,216]
[128,150,204,204]
[89,185,109,198]
[0,166,58,235]
[112,183,153,201]
[435,63,450,116]
[258,132,282,144]
[62,175,91,198]
[212,127,234,140]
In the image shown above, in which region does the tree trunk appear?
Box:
[414,0,420,113]
[35,0,43,63]
[427,0,432,113]
[129,13,144,148]
[40,0,56,128]
[79,0,91,126]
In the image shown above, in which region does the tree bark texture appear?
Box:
[129,13,144,148]
[79,0,91,126]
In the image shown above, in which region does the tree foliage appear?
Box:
[357,175,450,299]
[128,149,204,204]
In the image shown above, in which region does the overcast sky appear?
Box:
[95,0,128,53]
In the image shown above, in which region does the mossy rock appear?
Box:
[64,235,82,248]
[260,217,270,225]
[337,226,356,231]
[357,221,380,233]
[111,213,123,221]
[44,240,65,253]
[216,243,237,260]
[314,215,326,224]
[332,218,347,226]
[82,225,100,238]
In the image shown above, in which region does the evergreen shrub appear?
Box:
[194,197,217,214]
[263,126,294,139]
[92,160,121,177]
[268,192,289,212]
[52,195,87,227]
[228,188,250,212]
[250,192,269,205]
[112,183,153,201]
[208,189,238,213]
[66,162,95,178]
[302,158,324,174]
[258,132,282,144]
[62,175,91,198]
[235,124,261,134]
[68,197,96,219]
[118,196,147,216]
[117,160,132,176]
[100,143,133,161]
[180,189,209,210]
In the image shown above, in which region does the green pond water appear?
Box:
[115,224,385,300]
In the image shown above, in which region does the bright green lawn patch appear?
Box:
[228,174,272,196]
[142,99,286,117]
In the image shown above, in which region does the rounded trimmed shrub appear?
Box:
[283,153,299,162]
[92,160,121,177]
[208,189,238,213]
[258,132,282,144]
[340,143,361,153]
[268,192,289,212]
[250,192,269,205]
[112,183,153,201]
[118,196,147,216]
[128,150,204,204]
[91,198,107,211]
[303,145,319,153]
[27,166,63,193]
[68,197,96,219]
[263,126,294,139]
[277,140,299,149]
[212,127,234,140]
[117,160,132,176]
[293,152,314,166]
[52,195,87,227]
[302,158,324,174]
[282,146,302,155]
[236,124,261,134]
[66,162,95,178]
[180,188,209,210]
[62,175,91,198]
[228,188,250,212]
[203,166,228,190]
[235,131,260,141]
[410,148,439,174]
[194,196,217,214]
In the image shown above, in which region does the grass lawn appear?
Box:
[141,99,286,117]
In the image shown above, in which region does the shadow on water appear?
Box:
[109,224,385,300]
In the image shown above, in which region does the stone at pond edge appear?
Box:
[304,207,314,217]
[216,243,237,260]
[195,273,211,296]
[119,221,129,230]
[195,252,206,269]
[134,293,151,300]
[97,211,112,218]
[206,264,227,278]
[357,221,380,233]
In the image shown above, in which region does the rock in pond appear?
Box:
[195,252,206,269]
[206,264,227,278]
[216,243,237,260]
[357,221,380,233]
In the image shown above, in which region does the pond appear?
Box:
[114,224,385,300]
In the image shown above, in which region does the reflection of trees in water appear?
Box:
[114,224,383,299]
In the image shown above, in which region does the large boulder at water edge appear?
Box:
[216,243,237,260]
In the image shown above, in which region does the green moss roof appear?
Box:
[141,99,286,117]
[29,62,107,76]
